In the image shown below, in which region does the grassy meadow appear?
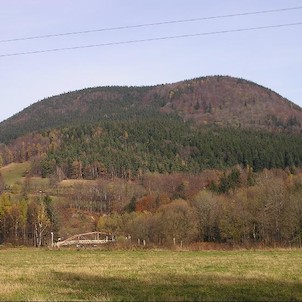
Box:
[0,248,301,301]
[0,162,30,186]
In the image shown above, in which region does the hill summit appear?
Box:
[0,75,301,143]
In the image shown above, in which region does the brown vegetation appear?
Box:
[1,165,302,248]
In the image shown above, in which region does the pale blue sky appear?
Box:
[0,0,301,122]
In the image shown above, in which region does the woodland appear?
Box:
[0,164,302,248]
[0,76,302,248]
[0,119,302,248]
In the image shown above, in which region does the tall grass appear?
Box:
[0,248,301,301]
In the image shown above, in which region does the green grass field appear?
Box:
[0,248,301,301]
[1,162,51,195]
[0,162,30,186]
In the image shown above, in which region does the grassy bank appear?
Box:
[0,248,301,301]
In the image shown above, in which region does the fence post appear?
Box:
[51,232,54,248]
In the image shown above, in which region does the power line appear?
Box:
[1,6,302,43]
[1,22,301,58]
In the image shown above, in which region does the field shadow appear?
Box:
[49,271,302,301]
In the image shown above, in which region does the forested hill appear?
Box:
[0,75,302,143]
[2,75,302,250]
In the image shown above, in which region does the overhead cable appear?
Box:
[1,6,302,43]
[1,22,301,58]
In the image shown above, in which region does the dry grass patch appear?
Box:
[59,179,97,187]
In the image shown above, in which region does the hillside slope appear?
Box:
[0,76,301,143]
[159,76,302,130]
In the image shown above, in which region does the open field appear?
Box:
[0,162,30,186]
[0,248,301,301]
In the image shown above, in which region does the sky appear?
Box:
[0,0,301,123]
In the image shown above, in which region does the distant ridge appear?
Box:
[0,75,301,143]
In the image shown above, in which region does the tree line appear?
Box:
[97,170,302,247]
[1,166,302,247]
[0,193,58,246]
